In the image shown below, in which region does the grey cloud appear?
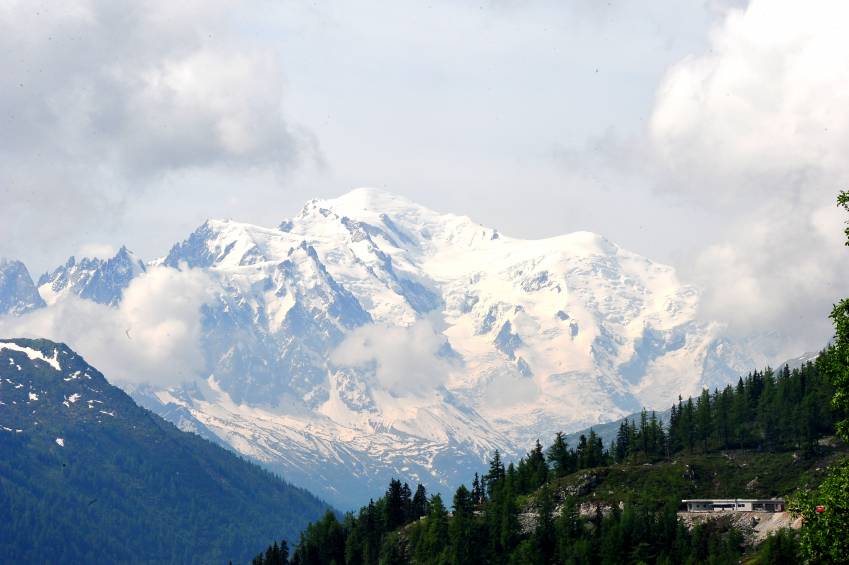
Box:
[1,1,300,174]
[0,0,310,268]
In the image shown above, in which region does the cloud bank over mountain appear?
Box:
[0,188,770,507]
[648,0,849,348]
[331,319,455,395]
[0,266,214,385]
[2,0,849,424]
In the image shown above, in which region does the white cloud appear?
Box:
[0,0,300,173]
[330,320,454,394]
[650,0,849,205]
[0,266,215,385]
[0,0,310,270]
[77,243,117,260]
[646,0,849,352]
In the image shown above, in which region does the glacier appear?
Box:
[1,188,765,509]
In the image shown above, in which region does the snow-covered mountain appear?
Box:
[37,246,146,306]
[4,189,765,509]
[0,259,45,316]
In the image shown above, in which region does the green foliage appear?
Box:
[416,493,449,564]
[789,459,849,564]
[281,449,823,564]
[553,447,845,512]
[547,432,575,478]
[824,191,849,444]
[786,190,849,564]
[751,528,799,564]
[252,540,290,565]
[275,349,846,564]
[666,361,838,457]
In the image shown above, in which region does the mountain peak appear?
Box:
[0,259,46,315]
[37,247,145,306]
[310,188,443,226]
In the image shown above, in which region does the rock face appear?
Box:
[678,511,801,545]
[7,189,766,509]
[0,259,45,316]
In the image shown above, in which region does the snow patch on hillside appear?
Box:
[0,342,61,371]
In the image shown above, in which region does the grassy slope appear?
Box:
[548,441,848,509]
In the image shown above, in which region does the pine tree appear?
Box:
[471,473,483,504]
[363,500,380,564]
[415,494,449,564]
[383,479,405,531]
[639,409,649,455]
[534,484,555,563]
[484,450,505,498]
[498,465,519,555]
[401,482,413,523]
[683,398,695,452]
[575,434,588,469]
[614,421,629,463]
[449,485,475,564]
[546,432,574,477]
[412,484,429,520]
[695,388,712,452]
[527,439,549,489]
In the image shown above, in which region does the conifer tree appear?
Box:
[614,421,629,463]
[412,484,429,520]
[695,388,712,452]
[416,494,449,564]
[471,473,484,504]
[401,482,413,523]
[384,479,405,532]
[534,484,555,563]
[484,450,505,498]
[546,432,573,476]
[449,485,475,564]
[575,434,588,468]
[526,439,549,489]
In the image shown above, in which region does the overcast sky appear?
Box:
[2,0,848,356]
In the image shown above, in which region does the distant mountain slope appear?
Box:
[0,338,330,564]
[9,188,771,509]
[0,259,45,316]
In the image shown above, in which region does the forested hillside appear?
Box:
[251,356,844,564]
[0,338,331,564]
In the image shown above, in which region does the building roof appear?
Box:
[681,498,785,503]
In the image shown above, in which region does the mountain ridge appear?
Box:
[0,188,770,509]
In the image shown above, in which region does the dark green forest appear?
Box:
[0,338,331,564]
[249,356,842,564]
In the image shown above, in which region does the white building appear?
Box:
[681,499,785,513]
